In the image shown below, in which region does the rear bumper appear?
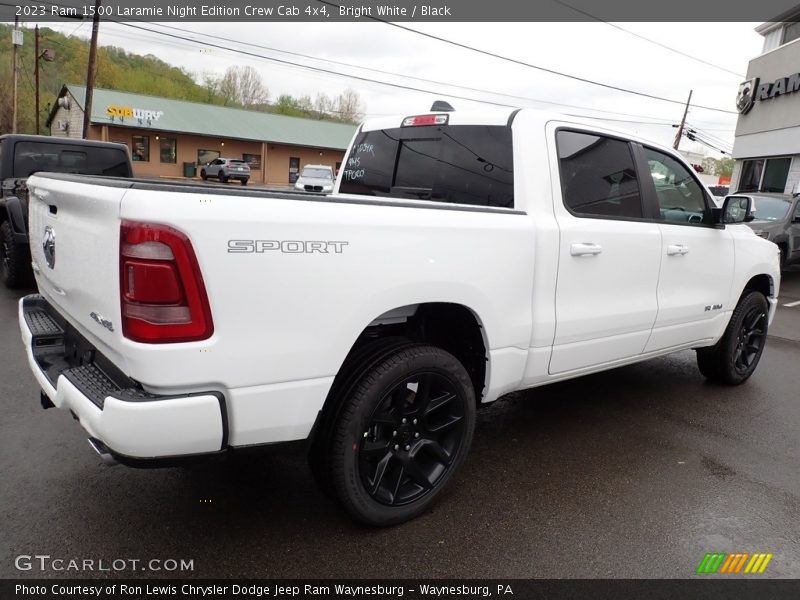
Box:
[19,294,228,462]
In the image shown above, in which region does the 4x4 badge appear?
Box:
[42,226,55,269]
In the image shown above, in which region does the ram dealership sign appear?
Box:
[736,72,800,114]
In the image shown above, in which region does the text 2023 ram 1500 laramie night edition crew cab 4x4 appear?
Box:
[19,107,780,526]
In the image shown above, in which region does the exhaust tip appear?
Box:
[87,438,118,466]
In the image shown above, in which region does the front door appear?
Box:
[289,157,300,184]
[638,145,735,351]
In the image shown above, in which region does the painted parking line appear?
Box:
[783,300,800,308]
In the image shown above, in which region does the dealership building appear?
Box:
[46,85,357,185]
[731,15,800,194]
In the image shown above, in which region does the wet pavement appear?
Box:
[2,271,799,579]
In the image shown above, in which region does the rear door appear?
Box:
[637,145,734,351]
[549,127,662,374]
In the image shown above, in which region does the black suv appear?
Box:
[0,135,133,288]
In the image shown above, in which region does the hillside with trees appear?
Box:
[0,24,365,134]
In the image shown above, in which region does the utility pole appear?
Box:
[673,90,693,150]
[11,16,20,134]
[82,0,102,139]
[35,25,39,135]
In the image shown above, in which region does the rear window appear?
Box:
[229,160,247,166]
[339,124,514,208]
[13,141,131,178]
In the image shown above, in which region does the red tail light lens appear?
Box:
[120,221,213,343]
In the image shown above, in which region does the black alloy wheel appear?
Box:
[358,371,466,507]
[697,290,769,385]
[732,306,767,376]
[327,343,476,526]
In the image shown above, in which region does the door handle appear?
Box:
[667,244,690,256]
[570,243,603,256]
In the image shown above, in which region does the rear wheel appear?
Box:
[327,344,476,526]
[696,291,769,385]
[219,171,228,183]
[241,178,248,186]
[0,220,31,289]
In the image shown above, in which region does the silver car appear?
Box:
[294,164,334,193]
[731,192,800,269]
[201,158,250,185]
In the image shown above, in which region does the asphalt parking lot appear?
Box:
[1,271,799,579]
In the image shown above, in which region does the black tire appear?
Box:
[219,171,228,183]
[241,178,248,186]
[200,169,207,181]
[327,344,476,526]
[0,220,31,289]
[309,337,419,498]
[696,291,769,385]
[778,244,787,271]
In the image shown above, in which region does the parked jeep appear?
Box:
[0,135,132,288]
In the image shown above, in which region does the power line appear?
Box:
[550,0,744,78]
[143,21,683,124]
[316,0,738,115]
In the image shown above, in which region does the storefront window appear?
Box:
[761,158,791,193]
[198,149,220,166]
[739,158,791,193]
[159,138,177,164]
[243,153,261,170]
[132,136,149,162]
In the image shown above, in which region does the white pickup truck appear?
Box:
[19,107,780,526]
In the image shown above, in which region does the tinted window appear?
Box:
[556,130,643,219]
[761,158,791,193]
[644,147,709,225]
[13,142,130,177]
[339,125,514,208]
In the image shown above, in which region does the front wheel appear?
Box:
[696,291,769,385]
[329,344,476,526]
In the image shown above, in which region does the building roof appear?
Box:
[49,85,357,150]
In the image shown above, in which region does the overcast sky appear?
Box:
[38,20,765,157]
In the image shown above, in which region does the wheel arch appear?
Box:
[346,302,489,404]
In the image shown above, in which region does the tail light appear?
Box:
[120,221,213,343]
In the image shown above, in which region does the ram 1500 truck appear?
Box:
[18,107,780,526]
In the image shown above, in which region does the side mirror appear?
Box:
[721,196,755,224]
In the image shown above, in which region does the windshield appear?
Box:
[301,167,332,179]
[751,196,791,221]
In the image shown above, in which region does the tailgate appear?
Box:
[27,174,128,354]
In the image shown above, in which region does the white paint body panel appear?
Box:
[21,108,781,458]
